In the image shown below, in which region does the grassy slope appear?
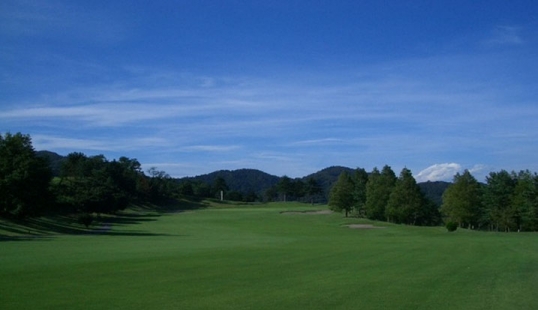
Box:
[1,201,537,309]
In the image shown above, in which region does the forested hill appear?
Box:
[417,181,451,206]
[301,166,355,197]
[182,169,280,195]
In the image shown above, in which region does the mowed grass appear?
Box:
[1,201,537,310]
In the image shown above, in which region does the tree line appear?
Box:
[329,166,441,225]
[3,132,537,232]
[329,165,538,231]
[0,133,179,221]
[441,170,538,232]
[1,132,280,221]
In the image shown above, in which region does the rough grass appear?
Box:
[1,201,537,309]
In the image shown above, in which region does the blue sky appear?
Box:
[1,1,537,181]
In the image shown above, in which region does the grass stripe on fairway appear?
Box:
[1,202,537,309]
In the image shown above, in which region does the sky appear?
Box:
[1,0,537,181]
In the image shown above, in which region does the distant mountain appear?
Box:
[418,181,451,206]
[181,169,280,195]
[302,166,356,199]
[36,150,66,176]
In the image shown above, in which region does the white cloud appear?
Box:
[416,163,462,182]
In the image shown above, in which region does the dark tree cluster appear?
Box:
[0,132,179,220]
[177,176,259,202]
[264,176,323,203]
[329,165,441,226]
[441,170,538,232]
[0,133,53,218]
[182,169,280,199]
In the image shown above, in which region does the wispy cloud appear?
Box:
[289,138,344,146]
[31,134,169,153]
[180,145,241,152]
[3,48,537,177]
[483,25,524,46]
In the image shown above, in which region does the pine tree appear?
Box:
[352,168,369,217]
[329,172,354,217]
[511,170,538,231]
[385,168,424,225]
[365,165,396,221]
[483,170,516,231]
[440,170,482,229]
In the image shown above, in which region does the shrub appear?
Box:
[446,221,458,232]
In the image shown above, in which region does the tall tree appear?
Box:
[385,168,425,225]
[352,168,369,217]
[365,165,396,221]
[440,170,482,229]
[511,170,538,231]
[329,172,354,217]
[147,167,175,202]
[277,176,293,202]
[0,132,52,218]
[291,179,306,200]
[483,170,517,231]
[305,177,323,204]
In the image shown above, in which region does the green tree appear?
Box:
[291,179,306,200]
[193,181,212,198]
[352,168,369,217]
[277,176,293,202]
[243,191,258,202]
[212,176,229,199]
[56,153,140,214]
[365,165,396,221]
[305,177,323,204]
[483,170,517,231]
[226,190,243,201]
[440,170,482,229]
[147,167,176,202]
[329,172,354,217]
[385,168,425,225]
[178,180,195,196]
[511,170,538,231]
[116,156,145,200]
[0,132,53,218]
[264,185,278,202]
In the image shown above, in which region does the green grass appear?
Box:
[1,201,537,309]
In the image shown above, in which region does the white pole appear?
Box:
[220,190,223,201]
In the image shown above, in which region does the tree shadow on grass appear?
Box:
[0,198,207,241]
[0,235,53,242]
[0,212,177,241]
[132,197,209,214]
[98,214,159,226]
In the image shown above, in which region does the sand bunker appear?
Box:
[346,224,385,229]
[280,210,333,215]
